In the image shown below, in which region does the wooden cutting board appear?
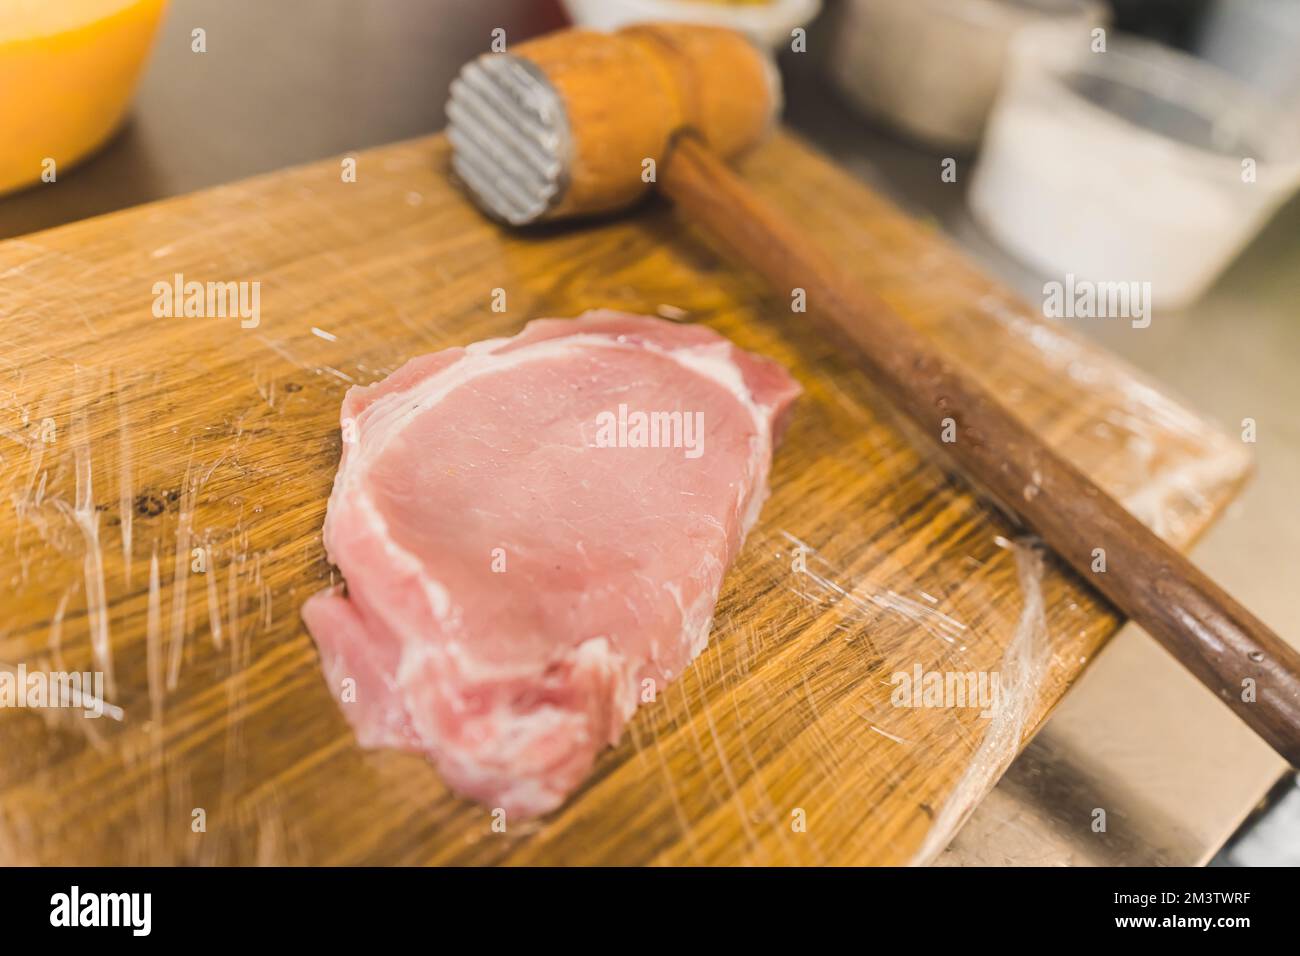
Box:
[0,131,1250,865]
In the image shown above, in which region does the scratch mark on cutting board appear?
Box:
[205,537,224,651]
[45,588,73,668]
[700,695,764,862]
[222,553,252,804]
[13,397,44,520]
[66,403,115,697]
[166,458,197,691]
[1121,439,1251,542]
[798,666,843,776]
[115,372,134,586]
[670,679,726,809]
[727,684,802,864]
[146,548,165,729]
[867,723,910,745]
[318,366,355,385]
[647,717,701,864]
[255,552,272,632]
[0,420,33,450]
[778,531,968,649]
[253,334,312,371]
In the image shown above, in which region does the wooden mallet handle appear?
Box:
[662,135,1300,766]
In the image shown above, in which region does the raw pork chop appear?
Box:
[302,311,800,817]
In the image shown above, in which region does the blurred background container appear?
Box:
[826,0,1108,152]
[560,0,820,49]
[0,0,167,196]
[821,0,1300,309]
[969,26,1300,307]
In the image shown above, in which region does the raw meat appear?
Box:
[302,311,800,818]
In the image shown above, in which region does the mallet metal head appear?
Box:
[446,23,781,226]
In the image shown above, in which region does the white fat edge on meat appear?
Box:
[652,342,777,537]
[353,334,775,460]
[333,329,781,689]
[349,491,455,623]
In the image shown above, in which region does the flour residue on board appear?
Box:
[977,294,1251,543]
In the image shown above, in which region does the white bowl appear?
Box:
[560,0,821,50]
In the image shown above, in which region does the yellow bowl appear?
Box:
[0,0,168,196]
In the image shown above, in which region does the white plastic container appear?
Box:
[969,29,1300,309]
[827,0,1106,151]
[559,0,821,50]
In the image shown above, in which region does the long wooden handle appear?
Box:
[662,136,1300,765]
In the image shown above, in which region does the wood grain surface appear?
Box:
[0,131,1251,865]
[664,137,1300,766]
